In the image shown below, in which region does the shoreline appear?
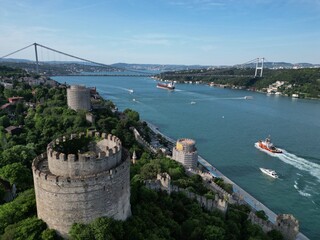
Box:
[145,121,309,240]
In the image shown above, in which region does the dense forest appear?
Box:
[0,66,283,239]
[158,67,320,99]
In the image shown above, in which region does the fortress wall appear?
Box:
[47,147,122,177]
[33,155,131,238]
[67,85,91,111]
[96,136,121,152]
[47,134,122,178]
[172,148,198,169]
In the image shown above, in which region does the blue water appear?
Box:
[53,75,320,239]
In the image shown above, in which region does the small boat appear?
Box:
[260,168,278,179]
[257,137,282,153]
[157,81,175,90]
[128,89,134,93]
[244,96,253,99]
[190,101,196,104]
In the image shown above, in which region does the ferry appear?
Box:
[260,168,278,179]
[157,81,175,90]
[257,137,282,154]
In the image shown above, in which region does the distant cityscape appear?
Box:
[0,58,319,76]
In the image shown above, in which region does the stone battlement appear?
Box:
[145,173,228,214]
[47,146,119,162]
[47,131,121,151]
[32,135,131,237]
[32,151,129,184]
[46,131,123,177]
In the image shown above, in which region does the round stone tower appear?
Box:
[172,138,198,169]
[32,131,131,238]
[67,85,91,111]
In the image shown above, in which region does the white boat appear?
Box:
[128,89,134,93]
[244,96,253,99]
[260,168,278,179]
[190,101,196,104]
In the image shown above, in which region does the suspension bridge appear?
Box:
[0,43,265,78]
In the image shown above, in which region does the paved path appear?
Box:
[145,121,309,239]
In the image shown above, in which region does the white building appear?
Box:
[172,138,198,169]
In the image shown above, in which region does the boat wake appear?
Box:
[294,180,312,197]
[255,143,320,182]
[126,88,134,93]
[132,98,140,103]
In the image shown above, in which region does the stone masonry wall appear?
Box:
[32,131,131,238]
[33,153,131,238]
[145,174,228,214]
[67,85,91,111]
[47,133,122,178]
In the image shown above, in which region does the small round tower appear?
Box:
[67,85,91,111]
[172,138,198,169]
[32,131,131,238]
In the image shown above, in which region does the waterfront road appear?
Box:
[146,122,309,240]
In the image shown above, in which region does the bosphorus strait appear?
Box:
[54,75,320,239]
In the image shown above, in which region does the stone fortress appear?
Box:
[32,130,131,238]
[172,138,198,169]
[67,85,91,111]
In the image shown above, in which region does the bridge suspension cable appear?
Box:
[35,43,111,69]
[0,43,34,59]
[34,43,153,75]
[1,42,265,77]
[234,58,265,77]
[1,43,151,75]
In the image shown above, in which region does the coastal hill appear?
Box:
[157,67,320,99]
[1,59,319,99]
[0,66,290,239]
[1,58,319,74]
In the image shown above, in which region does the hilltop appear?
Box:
[1,59,319,75]
[157,67,320,99]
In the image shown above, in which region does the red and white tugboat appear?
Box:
[258,137,282,154]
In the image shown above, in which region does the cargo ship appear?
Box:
[257,137,282,154]
[157,81,175,90]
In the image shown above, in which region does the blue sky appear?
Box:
[0,0,320,65]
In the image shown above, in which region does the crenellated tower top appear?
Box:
[46,130,122,177]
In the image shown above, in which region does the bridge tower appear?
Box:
[34,43,39,74]
[254,57,264,78]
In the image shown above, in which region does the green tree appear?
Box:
[0,184,6,202]
[0,115,10,128]
[0,189,36,234]
[41,229,60,240]
[0,162,33,191]
[267,229,284,240]
[140,162,161,180]
[69,223,94,240]
[90,218,124,240]
[256,210,268,221]
[0,144,36,168]
[1,217,47,240]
